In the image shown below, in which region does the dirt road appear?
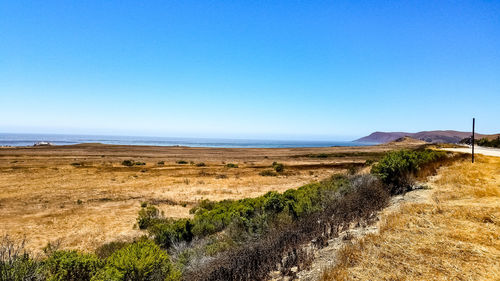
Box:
[442,146,500,157]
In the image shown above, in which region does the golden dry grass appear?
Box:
[0,143,404,253]
[321,154,500,281]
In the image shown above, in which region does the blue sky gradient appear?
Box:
[1,0,499,140]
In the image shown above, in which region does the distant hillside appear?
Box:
[356,130,495,144]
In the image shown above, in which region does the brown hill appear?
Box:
[386,136,427,146]
[356,130,497,144]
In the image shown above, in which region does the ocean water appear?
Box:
[0,133,373,148]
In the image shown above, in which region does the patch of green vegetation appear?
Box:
[477,137,500,148]
[371,149,447,194]
[0,236,43,281]
[272,162,284,173]
[460,136,500,148]
[176,160,188,165]
[157,161,165,165]
[195,162,206,167]
[225,163,238,168]
[91,240,180,281]
[137,205,163,229]
[95,241,129,260]
[44,250,102,281]
[142,175,350,249]
[121,160,134,167]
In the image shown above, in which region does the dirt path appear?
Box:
[442,146,500,157]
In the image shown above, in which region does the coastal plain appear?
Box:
[0,142,420,253]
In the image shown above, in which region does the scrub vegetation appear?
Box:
[1,148,466,280]
[321,154,499,281]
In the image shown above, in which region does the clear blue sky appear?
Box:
[1,0,499,140]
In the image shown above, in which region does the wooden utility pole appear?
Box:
[472,118,475,163]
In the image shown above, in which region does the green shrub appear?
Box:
[259,170,277,177]
[157,161,165,165]
[176,160,188,165]
[272,162,284,173]
[0,255,42,281]
[225,163,238,168]
[195,162,206,167]
[137,206,162,229]
[149,219,193,248]
[95,241,129,260]
[0,236,43,281]
[371,149,447,194]
[135,162,146,166]
[122,160,135,167]
[44,250,102,281]
[477,136,500,148]
[91,240,180,281]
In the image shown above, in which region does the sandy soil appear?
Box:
[0,142,414,253]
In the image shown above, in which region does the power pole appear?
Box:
[472,118,475,163]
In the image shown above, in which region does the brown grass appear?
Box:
[0,143,412,253]
[321,154,500,280]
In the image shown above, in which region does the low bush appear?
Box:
[121,160,135,167]
[91,240,180,281]
[0,236,44,281]
[137,205,163,230]
[176,160,188,165]
[477,137,500,148]
[272,162,284,173]
[371,149,447,194]
[44,250,102,281]
[225,163,238,168]
[157,161,165,165]
[95,241,129,260]
[195,162,206,167]
[149,219,193,248]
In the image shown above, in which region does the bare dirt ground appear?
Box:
[0,143,411,253]
[320,154,500,281]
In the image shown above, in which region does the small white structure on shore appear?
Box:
[34,141,53,146]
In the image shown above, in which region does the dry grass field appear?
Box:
[321,154,500,280]
[0,142,411,254]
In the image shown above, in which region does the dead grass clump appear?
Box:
[259,170,277,177]
[215,174,227,179]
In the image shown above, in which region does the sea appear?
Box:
[0,133,374,148]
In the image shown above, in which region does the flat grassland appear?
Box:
[0,142,413,253]
[322,154,500,280]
